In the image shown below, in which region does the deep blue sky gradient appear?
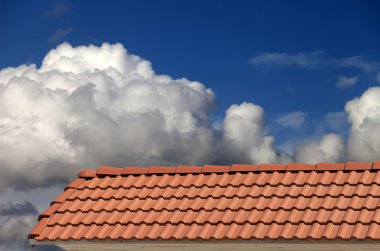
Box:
[1,0,379,146]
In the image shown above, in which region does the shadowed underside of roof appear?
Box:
[29,161,380,242]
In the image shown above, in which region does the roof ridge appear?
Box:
[77,161,380,178]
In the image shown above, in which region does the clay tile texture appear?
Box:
[175,165,202,173]
[97,166,122,176]
[316,162,345,171]
[202,165,230,173]
[121,166,148,175]
[29,161,380,242]
[258,163,286,171]
[148,166,176,174]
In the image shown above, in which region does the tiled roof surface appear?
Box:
[29,161,380,241]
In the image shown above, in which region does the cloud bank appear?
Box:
[1,43,380,194]
[1,43,380,251]
[0,43,287,191]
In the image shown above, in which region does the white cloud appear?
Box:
[0,43,218,190]
[249,51,380,84]
[294,134,345,163]
[345,87,380,161]
[275,111,307,129]
[336,75,359,89]
[249,51,325,69]
[294,87,380,163]
[2,43,380,250]
[222,102,291,164]
[0,43,285,191]
[339,56,379,72]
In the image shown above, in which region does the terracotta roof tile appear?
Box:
[30,161,380,242]
[202,165,230,173]
[373,161,380,170]
[258,164,286,171]
[97,166,122,176]
[148,166,176,174]
[230,164,258,172]
[345,162,373,170]
[175,166,202,173]
[121,167,148,175]
[316,163,345,171]
[77,169,96,178]
[287,163,315,171]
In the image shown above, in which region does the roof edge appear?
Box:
[77,161,380,178]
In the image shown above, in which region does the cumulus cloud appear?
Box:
[336,75,359,89]
[294,87,380,163]
[345,87,380,161]
[0,42,285,191]
[294,134,345,163]
[1,42,380,251]
[222,102,291,164]
[1,42,380,194]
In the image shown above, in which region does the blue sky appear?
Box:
[2,1,380,145]
[1,0,380,150]
[2,1,379,107]
[1,2,380,249]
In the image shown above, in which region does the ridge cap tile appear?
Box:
[345,162,373,171]
[230,164,258,172]
[258,164,286,171]
[176,166,202,173]
[122,167,148,175]
[202,165,230,173]
[316,163,345,171]
[97,166,122,176]
[148,166,176,174]
[372,161,380,170]
[287,163,316,171]
[77,169,97,178]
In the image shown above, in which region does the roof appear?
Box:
[29,161,380,242]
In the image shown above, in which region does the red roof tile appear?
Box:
[30,161,380,242]
[258,164,286,171]
[345,162,373,170]
[202,165,230,173]
[175,165,202,173]
[230,164,258,172]
[373,161,380,170]
[316,163,345,171]
[121,167,148,175]
[148,166,176,174]
[287,163,315,171]
[97,166,122,176]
